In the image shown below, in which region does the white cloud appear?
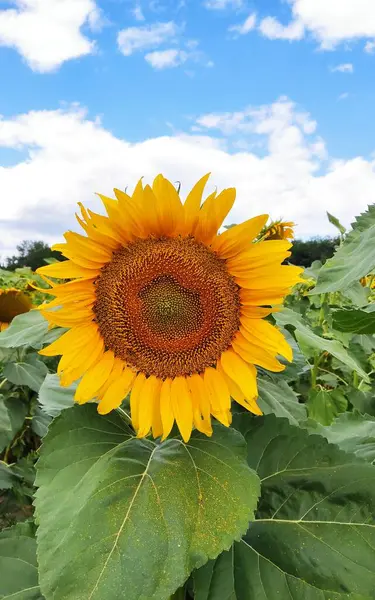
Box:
[338,92,349,100]
[259,16,305,41]
[204,0,243,10]
[132,4,145,22]
[1,98,375,258]
[229,13,257,36]
[145,48,188,68]
[117,21,179,56]
[365,40,375,53]
[259,0,375,49]
[331,63,354,73]
[0,0,101,72]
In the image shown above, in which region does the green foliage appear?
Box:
[0,521,43,599]
[333,308,375,334]
[1,205,375,600]
[307,388,347,425]
[313,204,375,294]
[2,240,62,272]
[35,405,260,600]
[289,237,339,267]
[193,414,375,600]
[327,211,346,236]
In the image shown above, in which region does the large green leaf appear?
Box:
[0,522,43,599]
[0,461,16,490]
[194,415,375,600]
[0,311,63,351]
[333,309,375,334]
[4,359,48,393]
[37,374,75,417]
[258,378,307,425]
[35,405,260,600]
[0,395,27,452]
[312,211,375,294]
[308,411,375,464]
[307,388,347,426]
[275,309,370,382]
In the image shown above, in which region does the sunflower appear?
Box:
[360,275,375,288]
[0,288,33,331]
[37,174,302,441]
[262,220,295,241]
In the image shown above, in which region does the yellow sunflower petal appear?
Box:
[170,377,193,443]
[75,350,116,404]
[137,376,162,438]
[193,188,236,244]
[39,324,98,357]
[220,349,261,401]
[203,367,230,426]
[183,173,210,234]
[160,378,174,441]
[98,367,136,415]
[241,320,293,362]
[37,260,99,280]
[59,337,105,387]
[152,174,184,236]
[130,373,147,432]
[211,214,269,258]
[217,361,261,415]
[232,332,285,372]
[96,358,125,401]
[187,374,212,436]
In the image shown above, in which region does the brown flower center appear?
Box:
[93,236,241,378]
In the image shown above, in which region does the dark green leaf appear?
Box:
[35,405,260,600]
[312,223,375,294]
[31,407,52,438]
[195,414,375,600]
[0,395,27,452]
[333,309,375,334]
[4,359,48,393]
[308,389,347,426]
[37,374,75,417]
[0,522,43,599]
[275,308,369,381]
[258,378,307,425]
[308,411,375,463]
[327,211,346,235]
[0,461,16,490]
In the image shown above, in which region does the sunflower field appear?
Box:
[1,176,375,600]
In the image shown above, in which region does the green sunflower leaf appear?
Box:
[0,521,43,599]
[257,378,307,425]
[312,205,375,294]
[0,394,27,453]
[307,411,375,464]
[307,388,347,426]
[333,308,375,334]
[37,373,75,417]
[4,358,48,393]
[35,404,260,600]
[193,414,375,600]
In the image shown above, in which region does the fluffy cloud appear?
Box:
[1,98,375,258]
[117,21,179,56]
[0,0,101,72]
[229,13,257,36]
[204,0,243,9]
[331,63,354,73]
[145,48,188,69]
[259,0,375,49]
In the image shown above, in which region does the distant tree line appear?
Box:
[288,237,339,268]
[0,237,339,272]
[1,240,63,272]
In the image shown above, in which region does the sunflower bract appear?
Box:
[37,174,303,441]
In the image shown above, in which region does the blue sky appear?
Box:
[1,0,375,257]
